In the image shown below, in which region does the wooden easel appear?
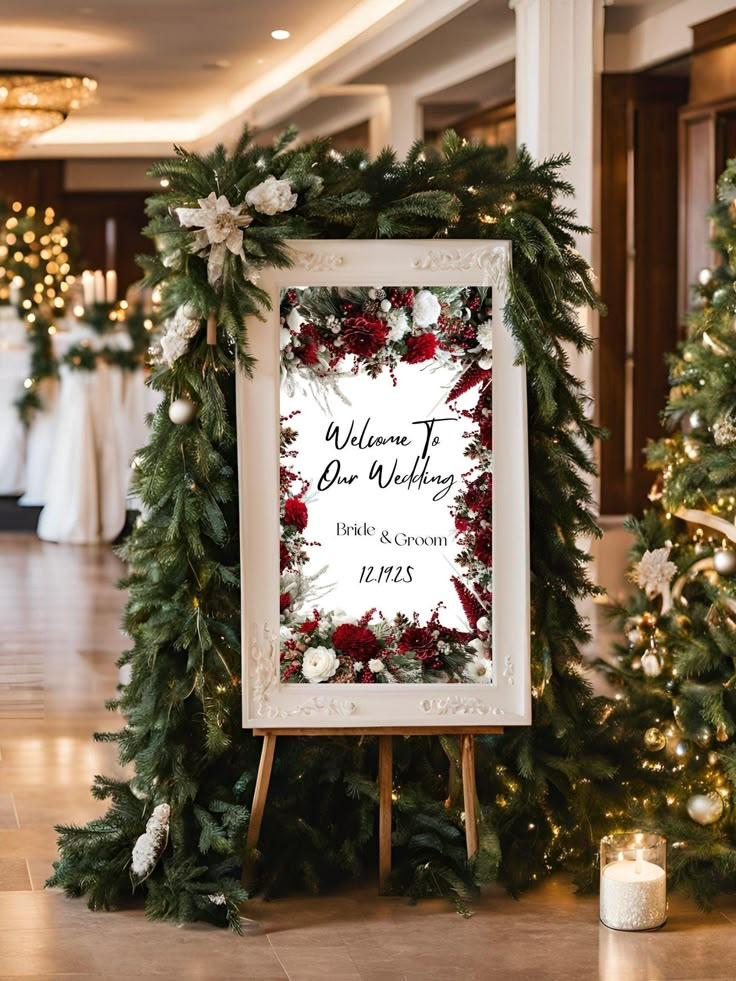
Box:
[243,725,502,892]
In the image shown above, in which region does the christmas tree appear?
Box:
[48,128,615,930]
[599,161,736,907]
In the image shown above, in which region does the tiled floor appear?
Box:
[1,531,736,980]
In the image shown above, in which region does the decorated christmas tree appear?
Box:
[48,128,615,930]
[599,161,736,907]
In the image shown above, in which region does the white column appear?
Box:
[512,0,604,650]
[369,86,423,159]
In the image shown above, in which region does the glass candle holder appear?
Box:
[600,832,666,931]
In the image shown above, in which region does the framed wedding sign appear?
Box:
[237,240,530,728]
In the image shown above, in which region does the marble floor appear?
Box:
[1,531,736,980]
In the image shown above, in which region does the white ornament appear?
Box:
[476,616,490,634]
[176,191,252,285]
[464,655,493,684]
[245,175,297,216]
[640,651,662,678]
[301,646,339,684]
[379,298,392,313]
[633,547,677,601]
[168,397,198,425]
[686,792,724,825]
[698,268,713,286]
[411,289,441,328]
[368,658,385,674]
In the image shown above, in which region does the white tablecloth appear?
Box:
[0,342,29,495]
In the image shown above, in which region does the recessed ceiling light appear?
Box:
[271,29,290,40]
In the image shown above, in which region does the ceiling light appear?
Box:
[0,72,97,157]
[271,29,290,40]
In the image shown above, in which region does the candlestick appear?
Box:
[600,833,666,931]
[93,269,105,304]
[81,270,95,308]
[105,269,117,304]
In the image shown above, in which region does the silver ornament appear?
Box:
[694,726,712,748]
[714,549,736,577]
[698,268,713,286]
[379,299,392,313]
[689,410,704,429]
[674,739,690,758]
[641,651,662,678]
[644,727,666,752]
[168,396,197,425]
[686,792,724,825]
[713,287,729,305]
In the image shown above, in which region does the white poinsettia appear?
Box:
[245,175,297,215]
[464,655,493,684]
[412,289,441,328]
[301,646,339,683]
[476,319,493,351]
[175,192,253,285]
[633,547,677,600]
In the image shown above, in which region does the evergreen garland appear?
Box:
[48,128,614,930]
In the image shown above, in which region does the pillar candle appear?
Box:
[94,270,106,304]
[81,270,95,308]
[600,854,666,931]
[105,270,117,304]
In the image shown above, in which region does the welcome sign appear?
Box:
[238,241,530,727]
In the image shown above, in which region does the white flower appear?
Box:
[476,616,490,634]
[412,289,441,329]
[468,638,488,656]
[301,646,339,683]
[387,308,410,343]
[368,658,384,674]
[464,655,493,684]
[176,191,253,285]
[280,626,293,641]
[245,175,297,216]
[478,355,493,370]
[476,319,493,351]
[353,661,363,673]
[633,547,677,599]
[286,307,306,331]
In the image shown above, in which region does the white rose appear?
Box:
[245,175,298,216]
[301,646,339,684]
[412,289,441,328]
[387,308,410,343]
[476,319,493,351]
[368,658,384,674]
[464,655,493,684]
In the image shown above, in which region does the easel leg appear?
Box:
[242,732,277,889]
[460,734,479,858]
[378,735,393,893]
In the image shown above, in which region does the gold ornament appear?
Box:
[686,792,724,825]
[643,727,666,752]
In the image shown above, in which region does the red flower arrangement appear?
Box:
[398,626,436,661]
[402,332,437,364]
[284,497,308,531]
[280,541,291,572]
[332,623,380,660]
[341,315,389,357]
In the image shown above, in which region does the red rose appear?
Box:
[455,514,469,532]
[474,528,493,566]
[299,620,319,634]
[342,316,388,357]
[398,626,436,661]
[332,623,379,660]
[280,542,291,572]
[284,498,308,531]
[280,592,291,612]
[402,332,437,364]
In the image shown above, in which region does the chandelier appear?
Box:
[0,72,97,157]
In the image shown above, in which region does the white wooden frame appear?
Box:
[237,240,530,728]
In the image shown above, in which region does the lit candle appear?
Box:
[600,835,666,931]
[94,269,105,304]
[82,270,95,308]
[105,269,117,304]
